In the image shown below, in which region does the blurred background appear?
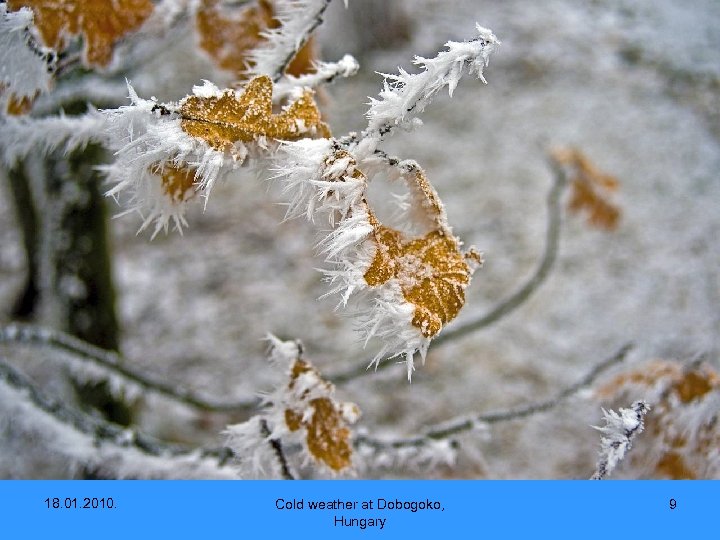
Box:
[1,0,718,478]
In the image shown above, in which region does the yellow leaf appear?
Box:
[283,358,359,473]
[150,163,198,204]
[596,360,720,479]
[8,0,154,67]
[179,75,330,152]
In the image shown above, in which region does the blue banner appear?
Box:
[0,480,714,538]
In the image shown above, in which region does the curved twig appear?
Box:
[354,343,632,450]
[331,161,568,384]
[0,324,258,414]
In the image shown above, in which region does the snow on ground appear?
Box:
[1,0,719,478]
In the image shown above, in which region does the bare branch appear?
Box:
[0,324,257,414]
[435,157,567,345]
[355,343,633,451]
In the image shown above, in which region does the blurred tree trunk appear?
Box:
[6,124,129,425]
[43,143,119,351]
[7,163,39,319]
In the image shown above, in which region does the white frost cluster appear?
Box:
[591,400,649,479]
[0,5,54,107]
[0,111,107,167]
[355,23,500,159]
[273,54,359,99]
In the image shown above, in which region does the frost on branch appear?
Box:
[225,336,360,477]
[196,0,317,79]
[595,360,720,479]
[275,24,497,377]
[7,0,154,67]
[245,0,331,80]
[0,5,55,112]
[356,23,499,157]
[590,400,649,480]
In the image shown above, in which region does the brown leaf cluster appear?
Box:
[596,360,720,479]
[8,0,154,67]
[179,75,330,152]
[283,358,359,472]
[550,147,621,230]
[196,0,316,78]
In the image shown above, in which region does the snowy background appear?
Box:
[1,0,719,478]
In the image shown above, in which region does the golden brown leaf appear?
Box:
[8,0,154,67]
[365,225,476,338]
[5,92,38,115]
[283,357,359,472]
[596,360,720,479]
[151,163,198,204]
[179,75,330,152]
[356,163,479,338]
[550,147,621,230]
[196,0,316,78]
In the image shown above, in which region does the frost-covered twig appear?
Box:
[273,54,359,99]
[247,0,332,81]
[0,5,56,102]
[590,400,649,480]
[0,358,235,476]
[343,24,499,159]
[259,418,295,479]
[0,111,106,166]
[355,343,633,451]
[0,324,257,414]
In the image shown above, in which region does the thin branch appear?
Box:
[259,418,295,480]
[330,160,568,384]
[0,358,233,464]
[246,0,332,82]
[590,400,649,480]
[354,343,633,451]
[0,324,257,414]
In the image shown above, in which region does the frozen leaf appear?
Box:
[179,74,330,152]
[151,162,198,204]
[282,357,359,472]
[225,337,360,475]
[8,0,154,67]
[365,224,478,338]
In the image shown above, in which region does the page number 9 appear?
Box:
[669,499,677,510]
